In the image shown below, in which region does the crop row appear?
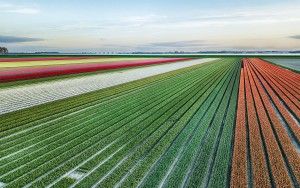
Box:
[0,57,151,69]
[0,66,216,185]
[0,60,223,163]
[0,59,214,115]
[0,58,188,82]
[0,59,222,146]
[248,59,300,184]
[254,59,299,94]
[1,59,213,179]
[250,59,300,141]
[92,60,240,188]
[0,58,216,127]
[230,58,300,187]
[0,58,239,187]
[251,59,300,114]
[0,57,91,62]
[181,61,239,188]
[71,59,239,188]
[263,58,300,72]
[3,58,229,187]
[254,63,300,97]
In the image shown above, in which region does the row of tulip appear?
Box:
[0,58,189,82]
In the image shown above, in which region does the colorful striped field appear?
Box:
[0,58,216,114]
[264,58,300,72]
[0,56,299,188]
[231,58,300,187]
[0,58,188,82]
[0,57,152,68]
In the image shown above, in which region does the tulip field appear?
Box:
[0,56,299,188]
[0,57,189,82]
[264,57,300,72]
[231,58,300,188]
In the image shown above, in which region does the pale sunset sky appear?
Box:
[1,0,300,52]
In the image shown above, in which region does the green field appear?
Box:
[0,58,241,187]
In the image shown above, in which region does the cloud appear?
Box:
[5,7,39,14]
[44,4,300,35]
[125,40,216,52]
[0,35,43,43]
[0,3,40,14]
[121,5,300,29]
[156,7,300,29]
[119,14,168,26]
[57,23,104,31]
[147,40,211,48]
[289,35,300,39]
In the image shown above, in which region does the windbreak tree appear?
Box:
[0,47,8,54]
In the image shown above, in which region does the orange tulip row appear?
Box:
[231,58,300,187]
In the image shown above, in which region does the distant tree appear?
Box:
[0,47,8,54]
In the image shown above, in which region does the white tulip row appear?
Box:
[0,58,218,115]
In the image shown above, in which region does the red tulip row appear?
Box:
[0,57,91,62]
[0,58,189,82]
[231,58,300,187]
[257,58,300,85]
[251,59,300,114]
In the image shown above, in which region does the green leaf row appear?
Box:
[0,58,241,188]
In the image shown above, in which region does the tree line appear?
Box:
[0,47,8,54]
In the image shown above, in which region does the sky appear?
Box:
[0,0,300,52]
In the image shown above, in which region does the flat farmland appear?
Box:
[264,57,300,72]
[231,58,300,187]
[0,56,299,188]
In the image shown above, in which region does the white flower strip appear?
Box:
[0,58,217,115]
